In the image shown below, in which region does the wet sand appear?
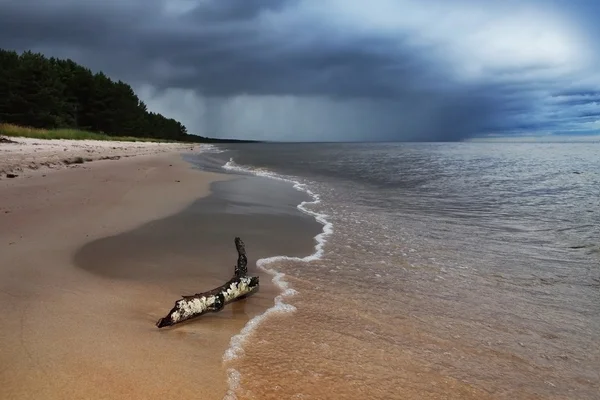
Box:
[0,152,321,400]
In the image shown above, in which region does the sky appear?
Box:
[1,0,600,141]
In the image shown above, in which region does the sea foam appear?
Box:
[221,158,333,399]
[198,144,226,153]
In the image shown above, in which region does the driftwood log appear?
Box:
[156,237,259,328]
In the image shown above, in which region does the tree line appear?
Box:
[0,48,196,141]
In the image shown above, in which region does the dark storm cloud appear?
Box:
[576,111,600,118]
[1,0,600,140]
[553,89,600,97]
[183,0,294,22]
[0,0,478,142]
[0,0,429,98]
[555,97,600,107]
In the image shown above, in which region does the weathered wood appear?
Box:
[234,237,248,278]
[156,237,259,328]
[0,137,17,144]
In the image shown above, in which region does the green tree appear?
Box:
[0,48,192,141]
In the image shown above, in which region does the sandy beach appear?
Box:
[0,146,231,399]
[0,139,321,400]
[0,136,199,178]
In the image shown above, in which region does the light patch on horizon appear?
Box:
[162,0,199,16]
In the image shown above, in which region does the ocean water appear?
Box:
[193,141,600,400]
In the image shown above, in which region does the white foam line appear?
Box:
[221,158,333,399]
[198,144,226,154]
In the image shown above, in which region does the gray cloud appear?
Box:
[1,0,600,141]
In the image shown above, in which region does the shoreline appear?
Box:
[220,158,333,399]
[0,149,237,399]
[0,144,322,400]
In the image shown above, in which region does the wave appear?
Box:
[221,158,333,400]
[198,144,226,154]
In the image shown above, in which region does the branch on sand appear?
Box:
[156,237,259,328]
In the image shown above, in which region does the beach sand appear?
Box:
[0,136,198,178]
[0,144,320,400]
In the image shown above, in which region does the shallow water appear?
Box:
[193,141,600,399]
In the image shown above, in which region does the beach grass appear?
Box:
[0,123,171,143]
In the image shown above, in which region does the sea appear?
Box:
[192,140,600,400]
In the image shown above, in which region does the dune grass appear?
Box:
[0,123,170,142]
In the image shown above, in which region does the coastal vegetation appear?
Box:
[0,48,254,143]
[0,123,170,142]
